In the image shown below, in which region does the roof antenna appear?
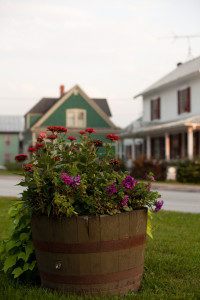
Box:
[159,32,200,61]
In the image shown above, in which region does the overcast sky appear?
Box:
[1,0,200,128]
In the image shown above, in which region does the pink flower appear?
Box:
[150,176,156,182]
[121,195,129,206]
[79,131,87,135]
[37,132,47,142]
[106,184,117,195]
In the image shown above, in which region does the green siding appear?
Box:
[41,93,111,128]
[30,115,41,127]
[0,133,19,165]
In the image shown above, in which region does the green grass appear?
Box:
[0,170,23,176]
[0,197,200,300]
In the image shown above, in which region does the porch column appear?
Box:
[146,136,151,159]
[187,127,194,159]
[118,140,123,159]
[165,133,170,161]
[132,139,136,160]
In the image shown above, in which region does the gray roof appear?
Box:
[92,98,112,117]
[135,56,200,97]
[0,115,24,132]
[26,95,112,118]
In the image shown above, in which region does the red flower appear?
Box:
[89,139,103,147]
[47,134,58,140]
[79,131,87,135]
[72,146,78,151]
[24,164,34,171]
[15,154,28,162]
[28,147,37,153]
[47,126,67,133]
[109,158,120,167]
[35,143,45,148]
[52,157,60,161]
[85,128,96,133]
[106,134,119,141]
[68,136,77,141]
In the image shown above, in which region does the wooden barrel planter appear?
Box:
[31,208,147,297]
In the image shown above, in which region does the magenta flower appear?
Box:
[154,200,164,213]
[61,173,72,185]
[71,175,81,188]
[106,184,117,195]
[149,176,156,182]
[121,195,129,206]
[121,175,135,191]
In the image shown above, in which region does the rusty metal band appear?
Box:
[40,264,144,285]
[33,233,146,254]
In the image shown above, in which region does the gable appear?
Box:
[40,92,112,128]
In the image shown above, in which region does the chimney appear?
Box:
[177,62,182,67]
[60,85,65,96]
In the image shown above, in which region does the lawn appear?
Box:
[0,197,200,300]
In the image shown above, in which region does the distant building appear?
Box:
[0,115,24,166]
[120,56,200,161]
[24,84,120,154]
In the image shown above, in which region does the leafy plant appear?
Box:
[16,127,162,217]
[0,202,39,281]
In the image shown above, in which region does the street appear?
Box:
[0,176,200,213]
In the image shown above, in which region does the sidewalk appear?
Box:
[152,182,200,193]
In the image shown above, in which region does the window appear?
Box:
[178,87,190,114]
[3,134,12,147]
[66,109,86,128]
[151,98,160,120]
[3,152,12,164]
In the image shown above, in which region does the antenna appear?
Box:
[159,33,200,60]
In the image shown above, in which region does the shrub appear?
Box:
[5,162,22,172]
[131,155,168,181]
[177,159,200,183]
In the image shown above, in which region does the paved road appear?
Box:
[0,175,200,213]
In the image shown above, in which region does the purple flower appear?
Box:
[121,195,129,206]
[154,200,164,213]
[61,173,72,185]
[121,175,135,191]
[71,175,81,188]
[106,184,117,195]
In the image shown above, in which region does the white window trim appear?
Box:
[66,108,87,128]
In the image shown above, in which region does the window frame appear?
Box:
[150,98,160,120]
[66,108,87,128]
[178,87,191,114]
[3,134,12,147]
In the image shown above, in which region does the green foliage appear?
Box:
[5,162,22,172]
[176,159,200,183]
[0,202,38,281]
[18,129,161,217]
[132,155,168,181]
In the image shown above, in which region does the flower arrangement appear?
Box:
[16,126,163,217]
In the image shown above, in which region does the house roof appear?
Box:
[26,94,112,117]
[135,55,200,98]
[120,114,200,138]
[0,115,24,132]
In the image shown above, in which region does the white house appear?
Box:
[120,56,200,161]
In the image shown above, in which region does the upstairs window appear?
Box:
[151,98,160,120]
[3,134,12,147]
[66,109,86,128]
[178,87,191,114]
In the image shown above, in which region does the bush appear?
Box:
[131,155,168,181]
[5,162,22,172]
[177,159,200,183]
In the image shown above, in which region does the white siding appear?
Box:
[143,76,200,123]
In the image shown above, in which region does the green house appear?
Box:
[0,115,24,166]
[24,85,120,154]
